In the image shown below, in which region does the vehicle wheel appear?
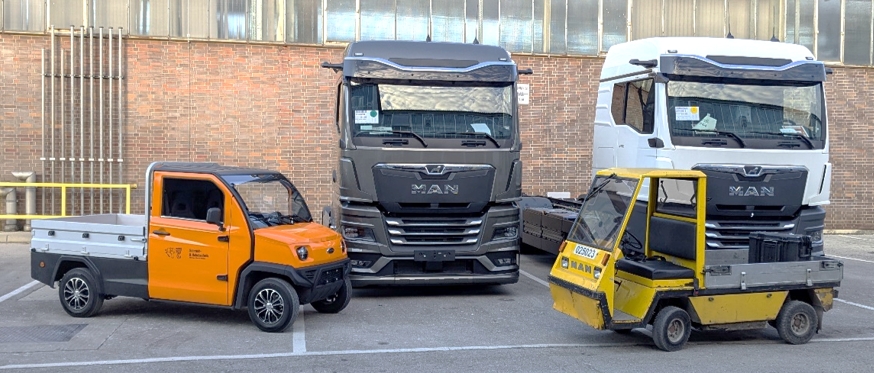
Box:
[311,279,352,314]
[775,300,818,345]
[652,306,692,352]
[58,268,104,318]
[247,278,299,333]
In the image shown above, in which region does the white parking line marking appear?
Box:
[0,280,40,304]
[813,337,874,343]
[836,298,874,312]
[520,270,550,288]
[292,305,306,354]
[836,235,865,240]
[830,255,874,265]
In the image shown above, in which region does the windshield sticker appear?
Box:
[469,123,492,135]
[675,106,700,121]
[692,113,717,131]
[355,110,379,124]
[781,125,810,137]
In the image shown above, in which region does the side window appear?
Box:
[610,82,627,125]
[162,178,224,221]
[623,79,655,134]
[655,179,697,218]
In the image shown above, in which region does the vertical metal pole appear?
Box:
[41,48,46,215]
[118,28,124,213]
[70,26,76,215]
[50,27,55,215]
[109,28,114,213]
[80,26,85,212]
[61,47,65,215]
[89,27,95,215]
[99,27,104,214]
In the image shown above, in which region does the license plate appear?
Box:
[573,245,598,260]
[414,250,456,262]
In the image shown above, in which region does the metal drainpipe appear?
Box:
[0,188,17,232]
[12,172,36,231]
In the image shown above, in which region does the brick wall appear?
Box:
[1,33,872,229]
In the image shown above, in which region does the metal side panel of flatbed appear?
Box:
[703,258,843,290]
[31,214,147,260]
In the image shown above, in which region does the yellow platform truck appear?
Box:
[548,168,842,351]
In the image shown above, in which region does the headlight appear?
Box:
[560,256,569,269]
[342,226,375,241]
[492,226,518,241]
[295,246,309,260]
[807,229,823,243]
[593,267,602,279]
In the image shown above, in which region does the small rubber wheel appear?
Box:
[311,279,352,314]
[652,306,692,352]
[58,268,104,318]
[248,278,299,333]
[775,300,818,345]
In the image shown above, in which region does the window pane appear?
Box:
[696,0,724,37]
[93,0,128,29]
[3,0,46,31]
[534,0,545,52]
[664,0,693,36]
[397,0,429,41]
[50,0,85,28]
[500,0,533,53]
[816,0,841,61]
[725,0,751,39]
[602,0,627,51]
[288,0,322,44]
[360,0,394,40]
[432,0,464,42]
[845,0,872,65]
[798,0,815,51]
[210,0,249,40]
[250,0,284,42]
[466,0,478,43]
[625,79,654,134]
[632,0,661,39]
[548,0,566,53]
[786,0,796,43]
[611,83,627,124]
[756,0,782,41]
[326,0,355,42]
[171,0,208,38]
[482,0,499,46]
[131,0,170,36]
[567,0,597,54]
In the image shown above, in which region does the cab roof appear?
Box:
[344,40,512,67]
[596,168,707,180]
[149,162,279,176]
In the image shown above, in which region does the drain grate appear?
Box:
[0,324,87,343]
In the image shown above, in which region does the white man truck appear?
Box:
[522,37,830,256]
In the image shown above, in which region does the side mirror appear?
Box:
[206,207,224,230]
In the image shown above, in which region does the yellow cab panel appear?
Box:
[550,241,616,330]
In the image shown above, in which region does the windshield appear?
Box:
[348,82,515,148]
[222,174,313,229]
[667,80,824,149]
[567,176,639,251]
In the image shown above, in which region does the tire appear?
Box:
[310,278,352,314]
[775,300,818,345]
[247,278,300,333]
[652,306,692,352]
[58,268,104,318]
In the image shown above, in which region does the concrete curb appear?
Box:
[0,232,32,244]
[824,230,874,235]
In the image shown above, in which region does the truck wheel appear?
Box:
[652,306,691,352]
[775,300,818,345]
[247,278,299,333]
[310,279,352,314]
[58,268,104,318]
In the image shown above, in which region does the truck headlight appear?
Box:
[807,229,823,243]
[593,267,602,279]
[492,226,518,241]
[295,246,309,260]
[342,226,375,241]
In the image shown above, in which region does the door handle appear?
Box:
[152,229,170,236]
[218,236,229,242]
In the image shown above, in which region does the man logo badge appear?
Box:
[426,165,445,175]
[412,184,459,195]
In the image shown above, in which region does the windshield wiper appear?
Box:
[747,131,814,149]
[356,130,428,147]
[439,132,501,148]
[673,128,745,148]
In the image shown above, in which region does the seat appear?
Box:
[616,258,695,280]
[170,192,196,219]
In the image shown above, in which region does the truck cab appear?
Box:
[321,41,526,286]
[31,162,351,332]
[593,37,830,255]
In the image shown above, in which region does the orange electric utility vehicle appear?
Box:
[30,162,351,332]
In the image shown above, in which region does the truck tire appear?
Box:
[775,300,818,345]
[58,268,104,318]
[651,306,691,352]
[247,278,299,333]
[310,278,352,314]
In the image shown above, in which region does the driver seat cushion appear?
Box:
[616,258,695,280]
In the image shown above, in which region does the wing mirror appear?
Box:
[206,207,224,231]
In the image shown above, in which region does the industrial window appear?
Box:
[162,178,224,221]
[567,0,598,55]
[2,0,45,31]
[432,0,464,43]
[817,0,841,61]
[326,0,355,42]
[611,79,654,135]
[846,0,873,65]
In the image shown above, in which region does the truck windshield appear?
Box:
[222,174,313,229]
[567,176,639,251]
[348,82,515,148]
[666,80,824,149]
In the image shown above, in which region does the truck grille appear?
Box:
[384,216,483,246]
[704,220,795,249]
